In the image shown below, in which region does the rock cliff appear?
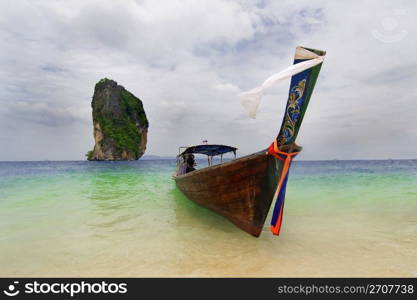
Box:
[87,78,148,161]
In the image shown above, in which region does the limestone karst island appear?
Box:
[87,78,149,161]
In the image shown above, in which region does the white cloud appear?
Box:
[213,83,240,93]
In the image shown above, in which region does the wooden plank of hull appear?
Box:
[174,151,283,237]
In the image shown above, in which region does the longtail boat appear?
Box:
[173,46,326,237]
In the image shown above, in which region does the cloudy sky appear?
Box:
[0,0,416,160]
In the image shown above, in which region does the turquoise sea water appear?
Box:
[0,159,416,277]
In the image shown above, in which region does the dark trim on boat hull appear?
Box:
[174,151,283,237]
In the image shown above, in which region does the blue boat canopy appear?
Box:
[178,144,237,157]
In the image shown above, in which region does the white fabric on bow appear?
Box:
[239,49,324,119]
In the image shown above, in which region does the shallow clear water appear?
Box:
[0,159,416,277]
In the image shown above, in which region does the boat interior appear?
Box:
[176,144,237,176]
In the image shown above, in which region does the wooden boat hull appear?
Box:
[174,151,284,237]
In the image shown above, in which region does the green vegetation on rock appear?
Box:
[85,151,94,160]
[96,114,141,156]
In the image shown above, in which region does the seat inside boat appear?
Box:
[176,144,237,175]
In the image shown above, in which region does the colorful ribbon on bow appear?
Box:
[267,140,300,235]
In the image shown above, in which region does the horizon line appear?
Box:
[0,158,416,163]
